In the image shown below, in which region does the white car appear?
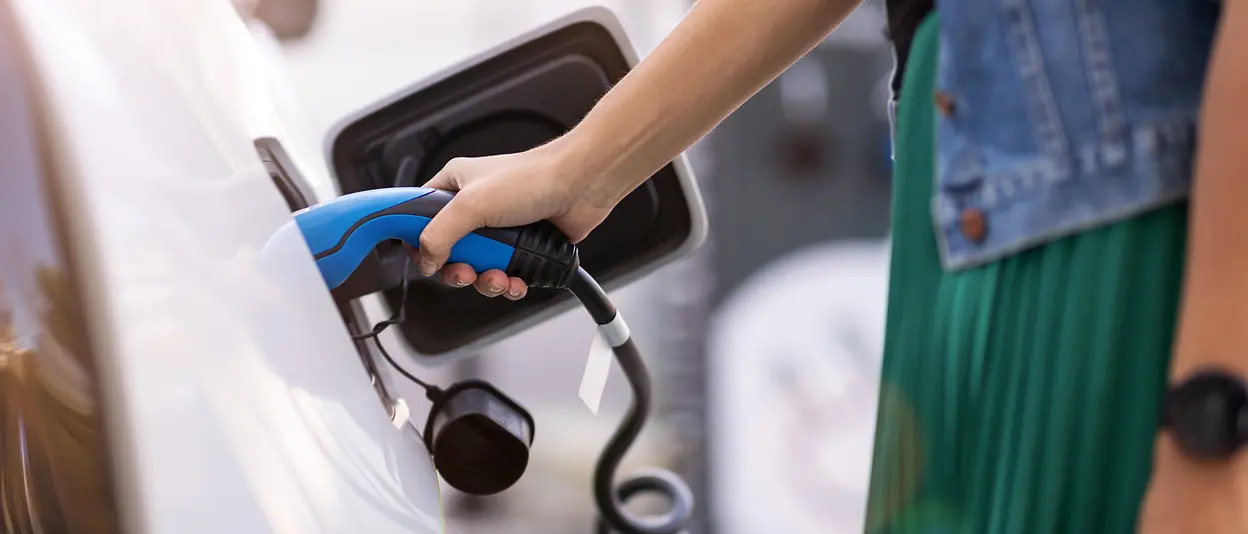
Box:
[0,1,705,533]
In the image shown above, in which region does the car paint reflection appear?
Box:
[0,3,121,528]
[0,216,122,534]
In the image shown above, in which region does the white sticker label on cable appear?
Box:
[579,330,614,415]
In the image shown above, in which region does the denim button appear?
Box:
[959,208,987,243]
[934,91,957,117]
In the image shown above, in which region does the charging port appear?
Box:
[255,136,399,408]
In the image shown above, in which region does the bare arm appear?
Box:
[558,0,863,207]
[1170,0,1248,381]
[417,0,861,289]
[1143,1,1248,531]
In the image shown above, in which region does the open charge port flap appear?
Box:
[327,12,702,357]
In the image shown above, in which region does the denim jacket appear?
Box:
[928,0,1221,270]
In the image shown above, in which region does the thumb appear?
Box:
[417,194,482,276]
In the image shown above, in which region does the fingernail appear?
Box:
[489,281,504,293]
[451,278,467,287]
[420,259,436,276]
[508,288,521,297]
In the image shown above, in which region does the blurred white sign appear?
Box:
[709,240,889,534]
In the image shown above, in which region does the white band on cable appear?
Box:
[580,314,632,415]
[597,314,631,348]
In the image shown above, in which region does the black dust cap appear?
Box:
[425,380,535,496]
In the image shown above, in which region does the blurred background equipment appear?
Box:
[703,1,892,305]
[708,240,889,534]
[697,4,892,531]
[266,0,895,532]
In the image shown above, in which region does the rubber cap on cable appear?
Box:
[424,380,535,496]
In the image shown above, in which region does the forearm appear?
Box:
[1148,0,1248,530]
[554,0,861,207]
[1172,0,1248,380]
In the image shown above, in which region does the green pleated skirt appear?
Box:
[865,13,1189,534]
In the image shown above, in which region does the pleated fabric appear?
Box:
[865,13,1190,534]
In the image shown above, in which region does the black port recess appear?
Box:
[329,20,694,356]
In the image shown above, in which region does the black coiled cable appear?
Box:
[567,268,695,534]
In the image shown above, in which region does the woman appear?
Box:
[414,0,1248,532]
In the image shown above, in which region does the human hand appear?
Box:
[413,143,615,299]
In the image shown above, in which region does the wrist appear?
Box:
[1144,434,1246,534]
[1152,366,1248,529]
[1149,431,1248,521]
[542,126,640,210]
[1163,367,1248,460]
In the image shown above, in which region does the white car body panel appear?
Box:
[7,0,705,531]
[10,0,443,532]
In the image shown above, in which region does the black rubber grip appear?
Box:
[506,221,580,289]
